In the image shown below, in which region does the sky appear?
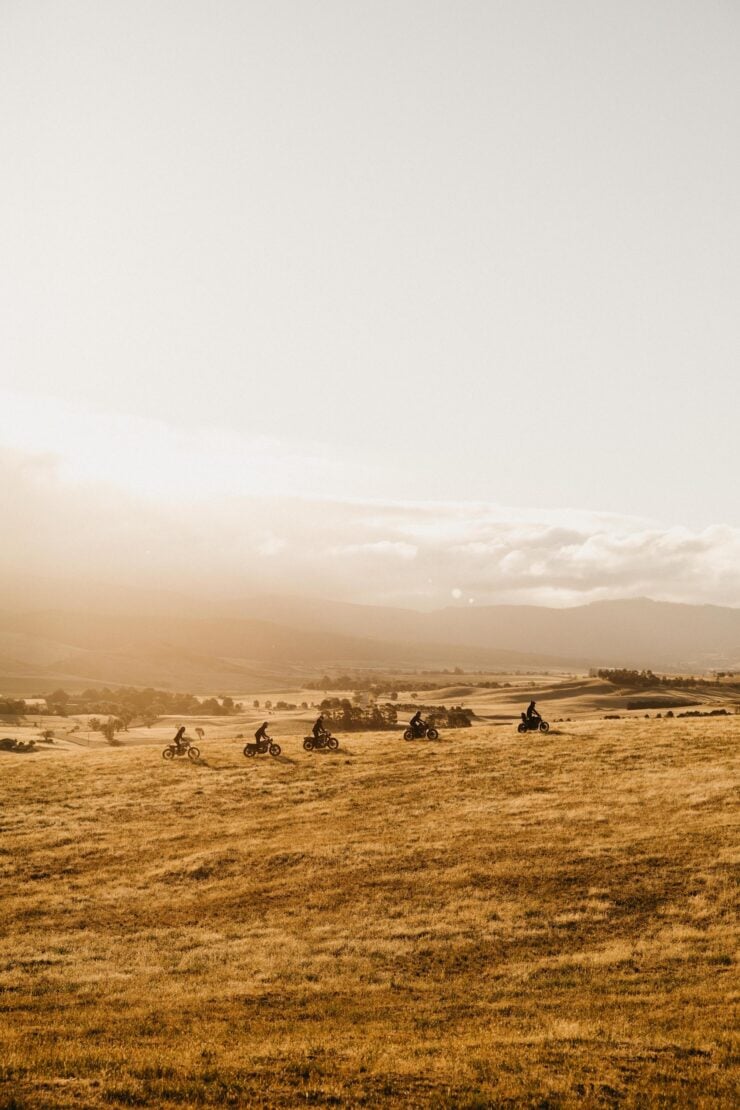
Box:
[2,1,739,609]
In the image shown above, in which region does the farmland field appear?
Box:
[1,717,738,1107]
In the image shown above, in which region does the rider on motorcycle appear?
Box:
[312,715,328,741]
[525,701,541,724]
[254,721,270,746]
[409,709,426,737]
[173,725,187,752]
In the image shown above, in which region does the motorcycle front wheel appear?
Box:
[328,736,339,750]
[269,743,281,756]
[427,728,439,740]
[539,721,550,733]
[188,746,200,761]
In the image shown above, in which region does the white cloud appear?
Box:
[2,423,740,610]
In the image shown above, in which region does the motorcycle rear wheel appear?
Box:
[303,738,314,751]
[403,728,414,741]
[244,745,256,757]
[163,747,175,760]
[517,723,526,734]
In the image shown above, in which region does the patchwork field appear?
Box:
[1,717,738,1107]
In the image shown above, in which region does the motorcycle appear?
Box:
[517,715,550,734]
[303,732,339,751]
[403,723,440,741]
[243,736,281,758]
[162,738,200,761]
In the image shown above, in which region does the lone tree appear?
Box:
[48,689,70,714]
[91,717,125,744]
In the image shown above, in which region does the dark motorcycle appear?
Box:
[517,715,550,734]
[303,732,339,751]
[163,738,200,761]
[403,723,439,741]
[243,735,281,758]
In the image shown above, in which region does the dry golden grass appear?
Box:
[1,718,738,1107]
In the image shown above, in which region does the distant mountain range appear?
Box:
[1,582,739,694]
[234,594,740,672]
[229,594,740,667]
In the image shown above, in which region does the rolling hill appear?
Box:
[0,608,566,693]
[1,586,740,693]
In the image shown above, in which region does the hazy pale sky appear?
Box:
[2,2,739,607]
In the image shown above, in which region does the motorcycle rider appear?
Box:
[409,709,425,738]
[173,725,187,752]
[312,714,328,741]
[525,700,542,727]
[254,721,270,749]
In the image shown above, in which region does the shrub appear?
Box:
[0,737,36,753]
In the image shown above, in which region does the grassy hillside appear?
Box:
[1,719,738,1107]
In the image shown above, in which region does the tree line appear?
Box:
[305,674,511,696]
[317,697,473,731]
[0,698,28,716]
[596,669,718,689]
[10,686,245,724]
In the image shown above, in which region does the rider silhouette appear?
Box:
[525,700,541,723]
[312,715,327,740]
[173,725,186,752]
[409,709,424,736]
[254,721,269,745]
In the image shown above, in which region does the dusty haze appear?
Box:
[2,1,739,615]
